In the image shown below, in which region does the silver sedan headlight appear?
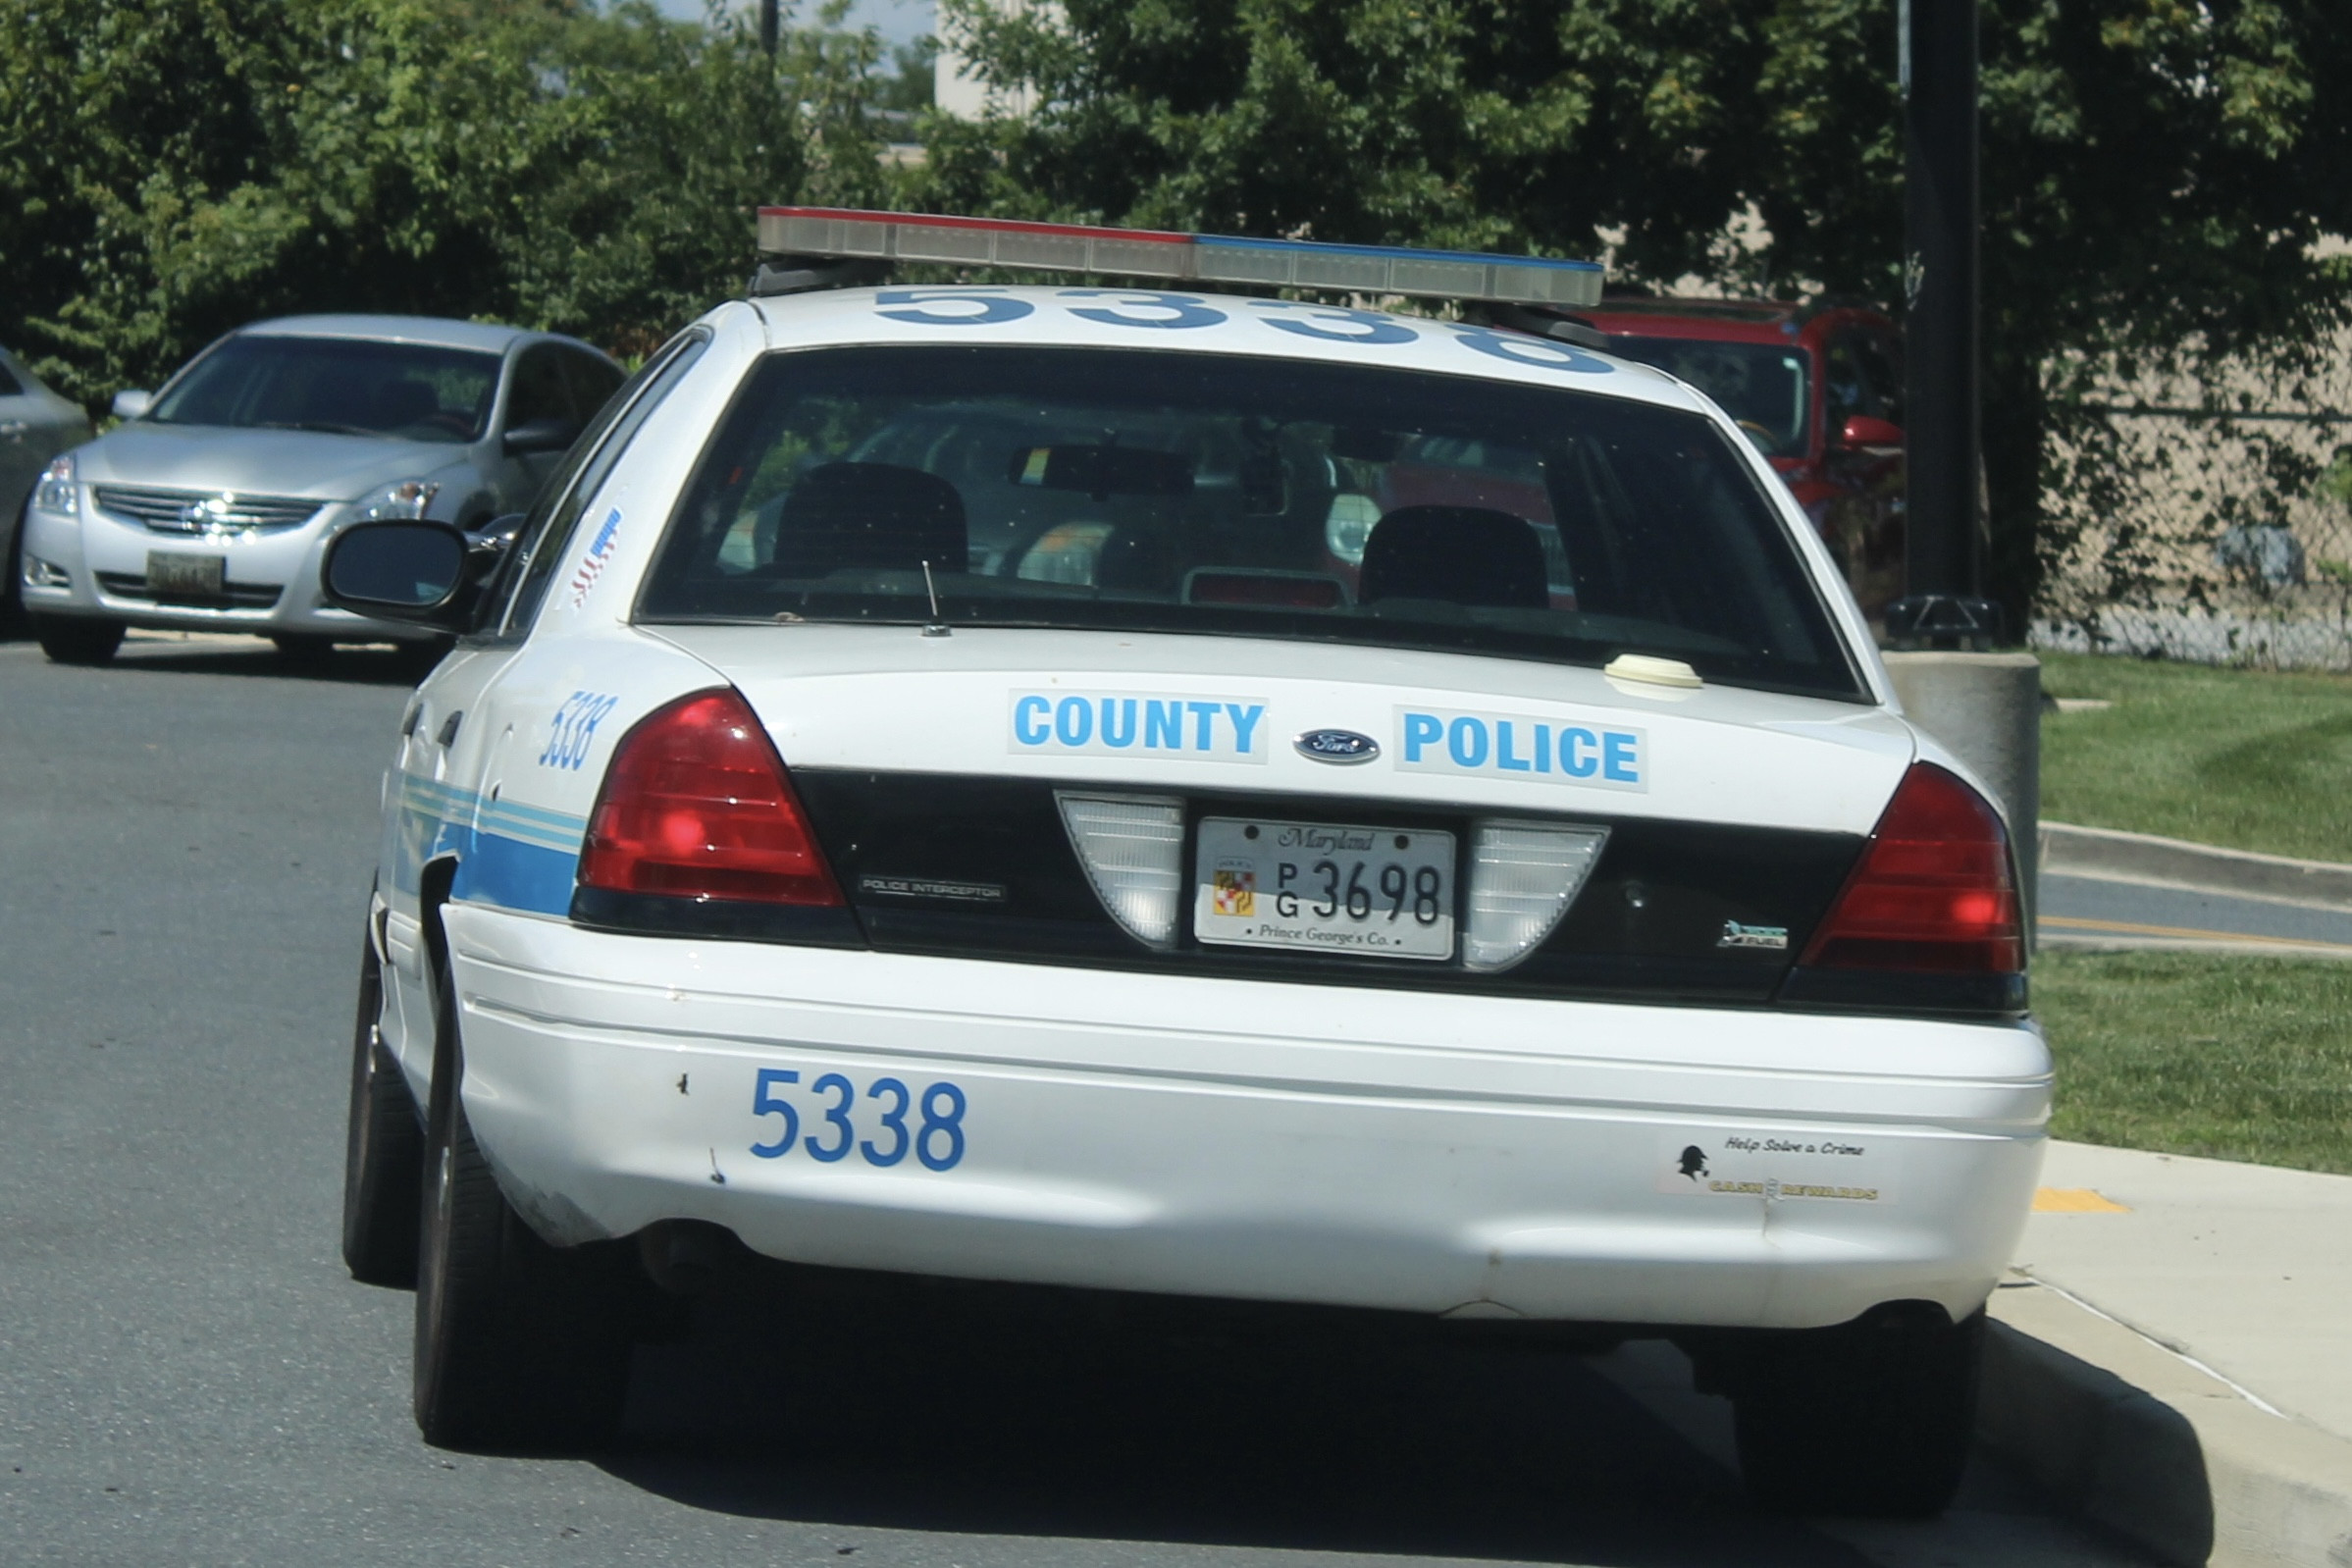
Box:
[32,454,77,515]
[351,479,442,522]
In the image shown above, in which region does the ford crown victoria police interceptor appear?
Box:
[328,212,2044,1518]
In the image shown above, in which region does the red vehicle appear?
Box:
[1579,298,1908,620]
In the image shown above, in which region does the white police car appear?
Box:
[331,210,2046,1516]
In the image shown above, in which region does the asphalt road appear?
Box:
[0,634,2146,1568]
[2039,871,2352,954]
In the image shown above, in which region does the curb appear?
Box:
[2041,821,2352,911]
[1981,1281,2352,1568]
[2036,931,2352,962]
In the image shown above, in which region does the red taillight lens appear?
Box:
[578,690,843,907]
[1801,762,2021,973]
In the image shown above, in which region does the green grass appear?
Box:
[2035,950,2352,1175]
[2037,652,2352,862]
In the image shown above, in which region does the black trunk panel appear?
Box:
[791,770,1863,1007]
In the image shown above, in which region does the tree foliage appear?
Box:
[0,0,895,404]
[922,0,2352,614]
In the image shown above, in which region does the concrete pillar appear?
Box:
[1881,652,2041,941]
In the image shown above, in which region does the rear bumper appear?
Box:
[440,903,2051,1331]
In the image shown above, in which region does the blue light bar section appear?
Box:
[1192,235,1601,308]
[758,207,1605,309]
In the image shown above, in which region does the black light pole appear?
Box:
[1887,0,2040,943]
[759,0,780,56]
[1899,0,1983,617]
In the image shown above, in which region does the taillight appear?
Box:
[1801,762,2021,973]
[578,690,843,907]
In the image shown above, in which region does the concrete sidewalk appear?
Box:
[1981,1141,2352,1566]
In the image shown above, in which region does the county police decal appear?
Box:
[1010,691,1269,762]
[1393,706,1646,791]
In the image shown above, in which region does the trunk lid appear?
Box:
[653,625,1913,1005]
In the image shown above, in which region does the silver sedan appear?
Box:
[18,314,619,663]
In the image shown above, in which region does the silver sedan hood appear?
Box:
[73,421,469,500]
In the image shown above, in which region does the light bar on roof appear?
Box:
[757,207,1604,308]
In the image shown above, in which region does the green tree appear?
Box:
[0,0,891,402]
[921,0,2352,618]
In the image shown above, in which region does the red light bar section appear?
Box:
[760,206,1194,282]
[756,207,1604,308]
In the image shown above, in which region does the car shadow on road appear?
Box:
[596,1269,1870,1568]
[91,636,435,688]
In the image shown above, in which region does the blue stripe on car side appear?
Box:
[488,797,591,832]
[451,831,580,916]
[394,773,589,916]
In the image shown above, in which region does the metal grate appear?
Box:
[91,485,323,535]
[95,571,283,609]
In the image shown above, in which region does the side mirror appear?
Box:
[1837,414,1905,450]
[502,416,580,456]
[474,511,529,549]
[323,520,474,629]
[112,390,152,420]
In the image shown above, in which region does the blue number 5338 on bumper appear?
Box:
[749,1067,968,1170]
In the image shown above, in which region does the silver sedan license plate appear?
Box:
[146,550,226,599]
[1194,816,1455,961]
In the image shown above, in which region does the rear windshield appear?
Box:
[149,336,500,444]
[641,346,1861,700]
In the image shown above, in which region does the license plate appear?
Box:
[1194,816,1455,961]
[146,551,226,599]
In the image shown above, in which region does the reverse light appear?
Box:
[1462,820,1610,971]
[1801,762,2021,973]
[578,690,843,907]
[32,454,76,516]
[1057,793,1184,950]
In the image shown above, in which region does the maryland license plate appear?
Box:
[145,550,226,599]
[1194,816,1455,961]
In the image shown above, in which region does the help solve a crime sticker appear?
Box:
[1656,1131,1901,1204]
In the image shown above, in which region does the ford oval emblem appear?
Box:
[1294,728,1379,764]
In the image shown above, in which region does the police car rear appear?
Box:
[329,214,2045,1518]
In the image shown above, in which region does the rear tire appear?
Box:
[341,924,423,1286]
[412,948,632,1451]
[272,633,339,664]
[2,514,27,640]
[1727,1306,1983,1518]
[394,635,456,681]
[32,615,121,665]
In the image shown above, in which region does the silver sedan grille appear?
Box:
[91,485,325,535]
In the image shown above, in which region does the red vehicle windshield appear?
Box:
[1601,337,1810,458]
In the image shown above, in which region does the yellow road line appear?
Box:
[2034,1187,2131,1213]
[2039,914,2352,950]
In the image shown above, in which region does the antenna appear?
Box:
[920,560,951,638]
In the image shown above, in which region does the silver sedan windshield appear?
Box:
[148,336,500,444]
